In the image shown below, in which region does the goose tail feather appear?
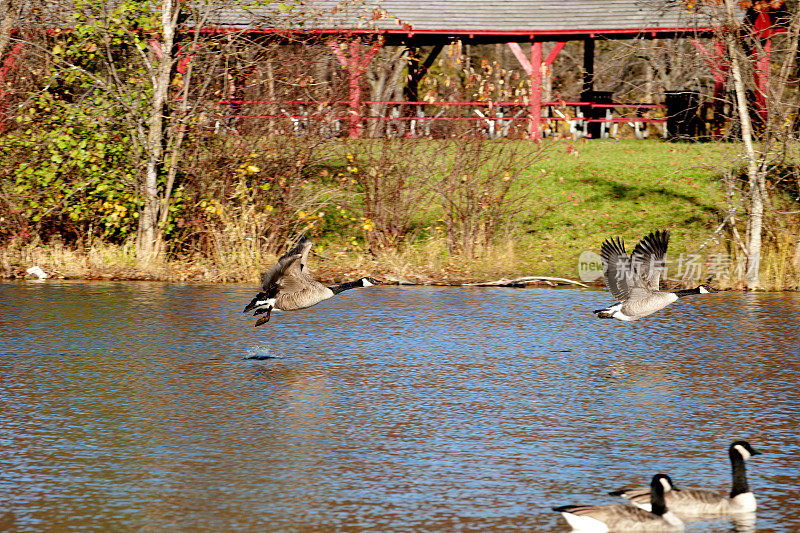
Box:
[594,307,615,319]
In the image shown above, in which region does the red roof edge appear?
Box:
[196,26,723,39]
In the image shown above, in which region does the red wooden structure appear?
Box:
[1,1,787,138]
[198,1,788,139]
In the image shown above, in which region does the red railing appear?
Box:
[217,99,668,137]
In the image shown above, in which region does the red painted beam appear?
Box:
[508,42,534,76]
[691,38,729,138]
[0,42,25,132]
[530,42,542,140]
[753,37,771,124]
[197,26,723,39]
[328,39,381,138]
[509,42,561,140]
[544,42,565,66]
[753,8,783,39]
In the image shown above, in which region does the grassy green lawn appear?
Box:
[499,140,738,280]
[299,138,746,285]
[7,138,769,286]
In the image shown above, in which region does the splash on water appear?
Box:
[242,344,284,360]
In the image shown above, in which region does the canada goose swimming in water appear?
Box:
[243,235,381,326]
[554,473,683,531]
[609,441,761,516]
[594,229,717,321]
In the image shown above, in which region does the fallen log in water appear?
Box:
[462,276,589,288]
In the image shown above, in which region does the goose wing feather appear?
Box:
[621,288,677,318]
[260,236,314,290]
[262,237,332,309]
[667,488,731,515]
[630,229,670,292]
[275,266,316,295]
[601,236,634,302]
[555,502,670,528]
[617,486,730,515]
[609,485,650,500]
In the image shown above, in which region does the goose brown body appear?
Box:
[554,474,683,532]
[243,236,380,326]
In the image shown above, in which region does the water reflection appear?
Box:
[0,282,798,531]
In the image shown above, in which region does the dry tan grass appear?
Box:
[2,235,529,285]
[3,237,798,289]
[2,227,798,290]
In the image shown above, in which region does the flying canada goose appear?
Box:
[553,473,683,532]
[594,229,717,321]
[243,235,381,326]
[609,441,761,516]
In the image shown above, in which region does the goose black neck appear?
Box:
[650,480,667,516]
[673,287,701,298]
[730,448,750,497]
[328,279,362,295]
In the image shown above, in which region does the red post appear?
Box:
[0,42,25,132]
[753,37,771,124]
[712,40,728,136]
[530,42,542,140]
[691,38,729,139]
[509,42,558,140]
[347,41,363,138]
[752,9,779,125]
[329,39,380,138]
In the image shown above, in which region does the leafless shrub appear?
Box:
[173,135,339,277]
[339,138,432,251]
[434,139,546,258]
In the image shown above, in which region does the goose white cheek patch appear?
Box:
[255,298,276,308]
[362,279,374,287]
[734,444,751,460]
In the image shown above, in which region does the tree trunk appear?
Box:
[724,0,764,290]
[137,0,179,265]
[0,0,21,61]
[367,47,406,138]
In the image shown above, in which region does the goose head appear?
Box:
[652,473,675,493]
[731,440,761,460]
[649,473,675,516]
[361,277,382,287]
[698,284,718,294]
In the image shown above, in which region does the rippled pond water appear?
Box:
[0,281,798,532]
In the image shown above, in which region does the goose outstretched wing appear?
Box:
[601,236,634,302]
[260,235,313,291]
[630,229,670,292]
